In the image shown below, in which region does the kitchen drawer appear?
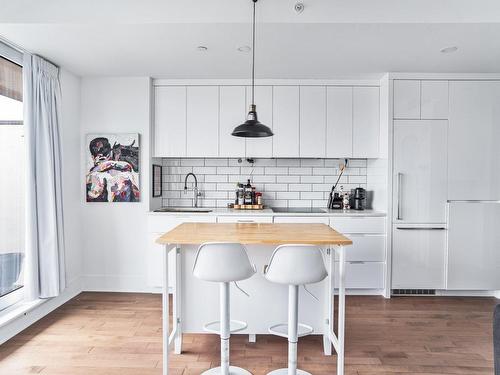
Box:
[334,261,385,289]
[217,216,273,224]
[330,217,385,234]
[273,216,329,224]
[148,215,216,232]
[334,235,385,262]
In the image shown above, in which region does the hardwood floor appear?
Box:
[0,292,497,375]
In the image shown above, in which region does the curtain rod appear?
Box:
[0,34,60,69]
[0,34,30,54]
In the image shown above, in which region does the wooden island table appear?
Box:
[156,222,352,375]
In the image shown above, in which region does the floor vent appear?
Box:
[391,289,436,296]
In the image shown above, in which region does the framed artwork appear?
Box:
[85,133,140,202]
[152,164,163,197]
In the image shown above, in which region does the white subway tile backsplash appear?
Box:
[205,174,228,183]
[301,175,324,183]
[205,158,229,167]
[276,175,300,183]
[265,167,288,175]
[160,158,367,208]
[289,167,312,175]
[300,159,324,167]
[276,191,300,200]
[217,166,240,174]
[301,191,324,200]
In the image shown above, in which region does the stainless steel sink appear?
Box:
[154,207,212,213]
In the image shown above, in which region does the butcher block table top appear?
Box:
[156,222,353,246]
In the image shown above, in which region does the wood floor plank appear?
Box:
[0,293,497,375]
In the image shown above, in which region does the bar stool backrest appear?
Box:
[265,244,327,285]
[193,242,256,282]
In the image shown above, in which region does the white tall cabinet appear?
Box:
[448,81,500,201]
[272,86,300,157]
[300,86,327,158]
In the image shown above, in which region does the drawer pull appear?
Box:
[237,220,255,223]
[349,261,365,264]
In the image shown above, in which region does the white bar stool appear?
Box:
[264,244,328,375]
[193,242,256,375]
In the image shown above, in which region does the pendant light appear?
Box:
[232,0,274,138]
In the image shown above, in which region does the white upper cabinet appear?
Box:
[326,86,353,158]
[448,81,500,200]
[154,86,186,157]
[421,80,448,119]
[186,86,219,157]
[393,120,448,223]
[353,87,380,158]
[272,86,300,157]
[300,86,326,158]
[394,80,420,119]
[219,86,246,157]
[245,86,273,157]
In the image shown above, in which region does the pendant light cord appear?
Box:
[251,0,256,106]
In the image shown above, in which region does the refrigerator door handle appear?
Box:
[396,172,403,220]
[395,227,446,230]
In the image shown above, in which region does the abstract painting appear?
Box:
[86,133,140,202]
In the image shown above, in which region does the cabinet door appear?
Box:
[353,87,380,158]
[393,80,420,119]
[448,81,500,200]
[186,86,219,157]
[300,86,326,158]
[154,86,186,157]
[393,120,448,223]
[219,86,246,157]
[272,86,299,157]
[392,225,446,289]
[447,202,500,290]
[246,86,273,157]
[326,86,353,158]
[421,80,448,119]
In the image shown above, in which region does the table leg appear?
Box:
[173,246,183,354]
[337,245,346,375]
[162,245,170,375]
[323,247,333,356]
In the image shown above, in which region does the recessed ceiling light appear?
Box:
[440,46,458,54]
[197,46,208,52]
[237,45,251,53]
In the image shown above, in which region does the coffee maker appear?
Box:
[352,188,366,210]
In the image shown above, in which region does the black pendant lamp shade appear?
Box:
[232,104,274,137]
[231,0,273,138]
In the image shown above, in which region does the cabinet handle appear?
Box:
[349,261,365,264]
[237,220,255,223]
[396,172,403,220]
[396,227,446,230]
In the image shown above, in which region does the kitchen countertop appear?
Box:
[148,207,386,217]
[157,222,353,245]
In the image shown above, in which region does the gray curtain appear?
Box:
[23,54,65,299]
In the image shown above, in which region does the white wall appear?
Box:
[80,77,153,292]
[60,69,83,286]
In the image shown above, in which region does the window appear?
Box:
[0,50,24,311]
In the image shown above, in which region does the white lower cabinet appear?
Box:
[330,217,386,289]
[447,202,500,290]
[147,215,216,288]
[391,224,446,289]
[334,262,385,289]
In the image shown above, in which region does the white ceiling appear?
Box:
[1,0,500,78]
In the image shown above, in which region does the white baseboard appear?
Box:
[435,290,500,298]
[82,274,157,293]
[0,277,83,345]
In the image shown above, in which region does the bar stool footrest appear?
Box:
[203,320,248,334]
[268,323,313,339]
